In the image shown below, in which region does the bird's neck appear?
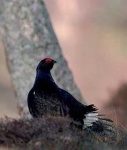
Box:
[33,69,55,88]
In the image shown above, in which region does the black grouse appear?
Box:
[27,58,111,129]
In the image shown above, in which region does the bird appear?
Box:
[27,58,112,129]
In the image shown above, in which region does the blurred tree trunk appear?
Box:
[0,0,84,118]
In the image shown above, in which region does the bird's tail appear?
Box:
[83,104,98,128]
[83,104,113,129]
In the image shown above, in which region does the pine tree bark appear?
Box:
[0,0,84,118]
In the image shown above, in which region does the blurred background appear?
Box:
[1,0,127,126]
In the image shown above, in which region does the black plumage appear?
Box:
[27,58,111,129]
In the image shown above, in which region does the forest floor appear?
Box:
[0,116,126,150]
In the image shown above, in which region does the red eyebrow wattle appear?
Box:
[45,58,52,62]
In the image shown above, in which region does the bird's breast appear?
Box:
[34,90,62,116]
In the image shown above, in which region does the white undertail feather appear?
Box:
[83,113,99,129]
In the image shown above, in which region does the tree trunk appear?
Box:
[0,0,84,118]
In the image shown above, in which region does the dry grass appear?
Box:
[0,116,125,150]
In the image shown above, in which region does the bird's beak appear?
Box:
[53,60,57,63]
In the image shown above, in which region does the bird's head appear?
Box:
[37,58,57,72]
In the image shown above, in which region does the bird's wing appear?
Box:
[27,88,42,117]
[58,88,97,117]
[59,88,97,109]
[58,88,112,129]
[58,88,82,108]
